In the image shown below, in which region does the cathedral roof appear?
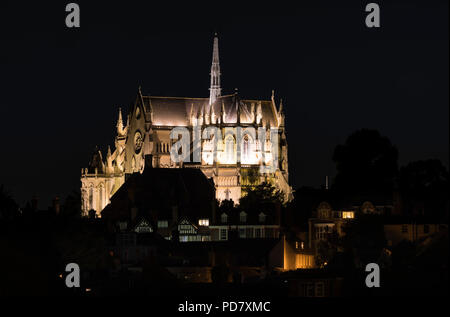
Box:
[141,94,279,127]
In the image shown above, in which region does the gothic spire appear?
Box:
[116,108,124,135]
[209,33,221,105]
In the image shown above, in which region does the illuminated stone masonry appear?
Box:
[81,34,293,217]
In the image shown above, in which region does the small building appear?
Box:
[209,206,281,241]
[269,235,315,271]
[308,201,355,250]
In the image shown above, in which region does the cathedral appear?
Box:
[81,34,292,217]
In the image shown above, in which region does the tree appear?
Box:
[0,185,19,222]
[239,182,285,214]
[332,129,398,193]
[398,159,449,219]
[341,214,386,267]
[316,227,340,268]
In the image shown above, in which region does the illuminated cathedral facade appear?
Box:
[81,34,292,217]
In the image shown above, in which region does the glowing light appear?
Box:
[295,253,314,269]
[198,219,209,226]
[342,211,354,219]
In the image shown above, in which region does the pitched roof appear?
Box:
[141,94,279,127]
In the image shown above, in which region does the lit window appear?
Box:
[157,220,168,228]
[198,219,209,226]
[242,135,249,162]
[225,135,236,163]
[342,211,354,219]
[258,212,266,223]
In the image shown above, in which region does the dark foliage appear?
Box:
[332,129,398,193]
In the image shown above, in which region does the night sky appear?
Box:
[0,1,448,207]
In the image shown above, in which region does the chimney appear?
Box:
[131,206,138,222]
[172,205,180,242]
[211,199,216,225]
[172,205,179,223]
[52,196,60,215]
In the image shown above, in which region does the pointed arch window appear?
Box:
[242,134,253,163]
[99,184,104,210]
[89,185,94,210]
[225,135,235,163]
[131,156,137,171]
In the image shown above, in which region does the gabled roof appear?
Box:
[133,217,154,233]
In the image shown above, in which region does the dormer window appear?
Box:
[258,212,266,223]
[221,213,228,224]
[198,219,209,226]
[239,211,247,223]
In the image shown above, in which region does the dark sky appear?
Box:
[0,1,448,207]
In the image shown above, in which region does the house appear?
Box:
[383,216,443,246]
